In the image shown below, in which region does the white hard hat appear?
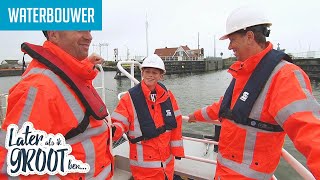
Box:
[220,6,272,40]
[141,54,166,73]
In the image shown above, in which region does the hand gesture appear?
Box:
[88,53,104,65]
[188,113,197,123]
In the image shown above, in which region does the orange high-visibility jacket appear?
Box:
[0,41,113,180]
[112,80,184,180]
[194,43,320,180]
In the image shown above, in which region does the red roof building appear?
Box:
[154,45,203,61]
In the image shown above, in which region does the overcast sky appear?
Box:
[0,0,319,62]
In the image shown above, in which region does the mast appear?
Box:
[197,32,200,50]
[145,13,149,57]
[198,32,200,59]
[214,35,216,57]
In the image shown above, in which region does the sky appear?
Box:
[0,0,319,62]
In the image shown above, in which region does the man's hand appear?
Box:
[88,53,104,65]
[188,113,197,123]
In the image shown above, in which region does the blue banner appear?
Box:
[0,0,102,30]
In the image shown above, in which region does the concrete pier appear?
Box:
[293,58,320,80]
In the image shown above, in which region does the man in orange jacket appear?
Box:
[111,54,185,180]
[0,31,113,179]
[188,6,320,180]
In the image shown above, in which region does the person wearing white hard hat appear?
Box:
[111,54,185,180]
[188,6,320,179]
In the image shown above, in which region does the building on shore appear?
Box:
[154,45,204,61]
[0,60,21,69]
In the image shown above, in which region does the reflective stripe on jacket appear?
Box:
[0,41,113,180]
[111,80,184,180]
[194,42,320,179]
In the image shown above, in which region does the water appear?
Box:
[1,70,320,180]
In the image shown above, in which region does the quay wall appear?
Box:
[0,69,22,77]
[111,59,229,79]
[292,58,320,80]
[2,58,317,80]
[110,59,230,78]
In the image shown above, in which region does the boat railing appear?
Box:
[94,64,106,104]
[0,93,8,125]
[117,61,141,87]
[281,148,315,180]
[116,60,315,180]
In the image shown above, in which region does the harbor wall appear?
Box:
[205,59,224,71]
[164,60,206,74]
[0,69,23,77]
[292,58,320,80]
[2,58,318,80]
[111,59,229,78]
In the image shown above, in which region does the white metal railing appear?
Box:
[93,64,114,180]
[94,64,106,103]
[116,61,141,100]
[0,93,8,125]
[0,93,8,110]
[117,61,141,87]
[116,61,316,180]
[281,149,315,180]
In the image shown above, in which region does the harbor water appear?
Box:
[1,70,319,180]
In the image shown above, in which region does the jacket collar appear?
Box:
[43,41,97,80]
[228,42,273,78]
[141,80,168,104]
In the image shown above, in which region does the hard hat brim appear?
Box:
[219,34,229,40]
[141,65,165,73]
[219,22,272,40]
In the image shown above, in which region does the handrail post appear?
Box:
[130,62,135,88]
[0,95,3,124]
[116,61,141,85]
[281,148,315,180]
[96,64,106,103]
